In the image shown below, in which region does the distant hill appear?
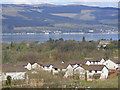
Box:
[2,4,118,33]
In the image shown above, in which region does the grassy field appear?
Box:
[70,76,118,88]
[83,76,118,88]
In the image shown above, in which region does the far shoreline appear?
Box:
[1,33,119,35]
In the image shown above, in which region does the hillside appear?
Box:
[2,4,118,33]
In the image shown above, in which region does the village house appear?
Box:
[52,67,60,75]
[52,62,68,75]
[64,60,86,78]
[86,58,105,65]
[43,64,54,72]
[38,62,54,72]
[24,63,32,70]
[103,57,119,70]
[64,64,73,78]
[2,62,28,85]
[60,59,109,80]
[73,66,86,80]
[22,58,114,81]
[2,58,118,88]
[82,65,109,81]
[24,62,43,70]
[97,40,111,50]
[31,63,41,69]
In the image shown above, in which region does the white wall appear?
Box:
[52,69,59,75]
[4,72,26,80]
[104,59,118,69]
[100,66,109,79]
[24,63,32,70]
[72,64,79,69]
[86,61,91,65]
[43,65,53,71]
[32,63,40,69]
[86,70,94,78]
[86,67,108,79]
[62,69,66,72]
[86,58,105,65]
[99,58,105,64]
[74,66,85,75]
[64,64,73,77]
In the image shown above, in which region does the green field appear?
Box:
[78,76,118,88]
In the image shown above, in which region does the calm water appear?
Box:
[1,34,118,43]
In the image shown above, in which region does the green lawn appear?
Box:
[71,76,118,88]
[84,76,118,88]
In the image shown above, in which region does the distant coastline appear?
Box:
[1,32,119,35]
[2,33,118,43]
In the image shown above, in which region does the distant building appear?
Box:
[53,31,62,34]
[98,40,111,50]
[45,32,50,34]
[88,30,94,33]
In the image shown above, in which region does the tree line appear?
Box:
[2,37,118,63]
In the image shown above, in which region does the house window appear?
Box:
[82,75,84,78]
[89,70,92,73]
[89,75,92,78]
[54,68,58,70]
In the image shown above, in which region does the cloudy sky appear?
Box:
[1,0,120,7]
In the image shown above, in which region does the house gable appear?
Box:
[99,58,105,64]
[104,59,118,69]
[100,66,109,79]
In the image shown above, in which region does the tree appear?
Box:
[18,45,26,50]
[6,76,12,87]
[82,36,86,42]
[47,38,54,43]
[105,44,115,49]
[105,56,109,60]
[80,57,85,60]
[59,38,64,41]
[29,41,39,48]
[110,38,112,41]
[10,41,14,48]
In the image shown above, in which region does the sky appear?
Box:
[1,0,120,7]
